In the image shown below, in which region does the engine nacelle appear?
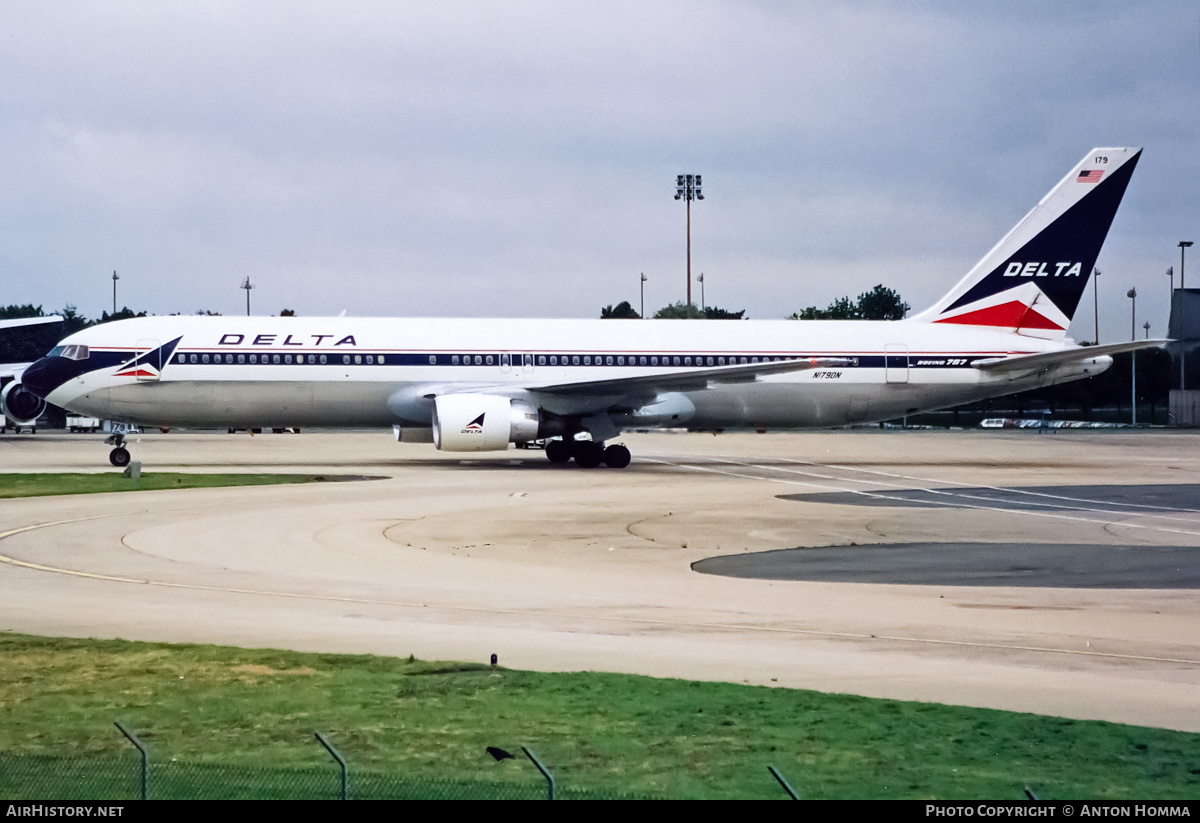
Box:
[1,381,46,425]
[432,393,540,452]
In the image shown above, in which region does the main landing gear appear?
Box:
[545,439,631,469]
[105,432,131,467]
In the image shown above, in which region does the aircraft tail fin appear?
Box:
[909,148,1141,340]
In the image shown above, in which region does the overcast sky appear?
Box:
[2,1,1196,342]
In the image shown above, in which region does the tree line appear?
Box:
[601,284,910,321]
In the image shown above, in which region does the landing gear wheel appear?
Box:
[573,441,605,468]
[603,444,631,469]
[109,447,131,468]
[545,439,572,464]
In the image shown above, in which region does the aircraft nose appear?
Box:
[19,356,63,398]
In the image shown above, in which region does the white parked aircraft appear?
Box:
[0,315,63,431]
[20,148,1162,468]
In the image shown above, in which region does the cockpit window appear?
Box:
[60,345,90,360]
[48,346,65,358]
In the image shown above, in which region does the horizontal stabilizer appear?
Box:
[973,339,1169,374]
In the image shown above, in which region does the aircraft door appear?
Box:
[500,353,512,374]
[134,338,163,382]
[523,353,535,374]
[884,344,909,384]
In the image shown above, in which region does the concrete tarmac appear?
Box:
[1,427,1198,732]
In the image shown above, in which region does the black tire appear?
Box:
[545,439,572,464]
[574,441,604,468]
[109,447,131,468]
[603,444,632,469]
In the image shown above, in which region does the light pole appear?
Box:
[1128,287,1137,425]
[1092,269,1101,344]
[111,270,119,316]
[697,272,705,315]
[1180,242,1193,390]
[674,174,703,317]
[1168,266,1174,302]
[241,277,255,316]
[640,273,647,319]
[1144,320,1151,339]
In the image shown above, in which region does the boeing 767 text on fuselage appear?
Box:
[13,148,1163,468]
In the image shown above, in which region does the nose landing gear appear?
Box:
[105,431,131,467]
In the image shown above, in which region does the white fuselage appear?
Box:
[42,316,1108,432]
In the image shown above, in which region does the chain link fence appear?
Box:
[0,751,660,800]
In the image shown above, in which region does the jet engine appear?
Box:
[1,381,46,425]
[432,393,541,452]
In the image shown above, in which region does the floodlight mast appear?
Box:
[1181,241,1194,390]
[241,277,255,316]
[674,174,703,317]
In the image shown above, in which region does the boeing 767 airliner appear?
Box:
[13,148,1163,468]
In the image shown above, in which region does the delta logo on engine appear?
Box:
[462,413,485,435]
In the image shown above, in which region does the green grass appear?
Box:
[0,473,366,499]
[1,634,1198,799]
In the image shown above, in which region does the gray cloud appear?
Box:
[1,1,1195,341]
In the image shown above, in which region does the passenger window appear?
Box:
[538,355,547,366]
[201,354,210,364]
[366,355,374,365]
[273,354,281,364]
[320,354,327,364]
[354,355,362,364]
[175,354,184,364]
[473,355,481,365]
[452,355,460,365]
[429,355,436,365]
[684,357,692,366]
[718,356,725,366]
[342,355,350,364]
[550,356,558,365]
[485,355,494,365]
[607,356,615,366]
[285,355,293,364]
[378,355,386,364]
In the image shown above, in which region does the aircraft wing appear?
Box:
[0,316,61,332]
[531,357,855,397]
[0,362,33,380]
[973,339,1169,375]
